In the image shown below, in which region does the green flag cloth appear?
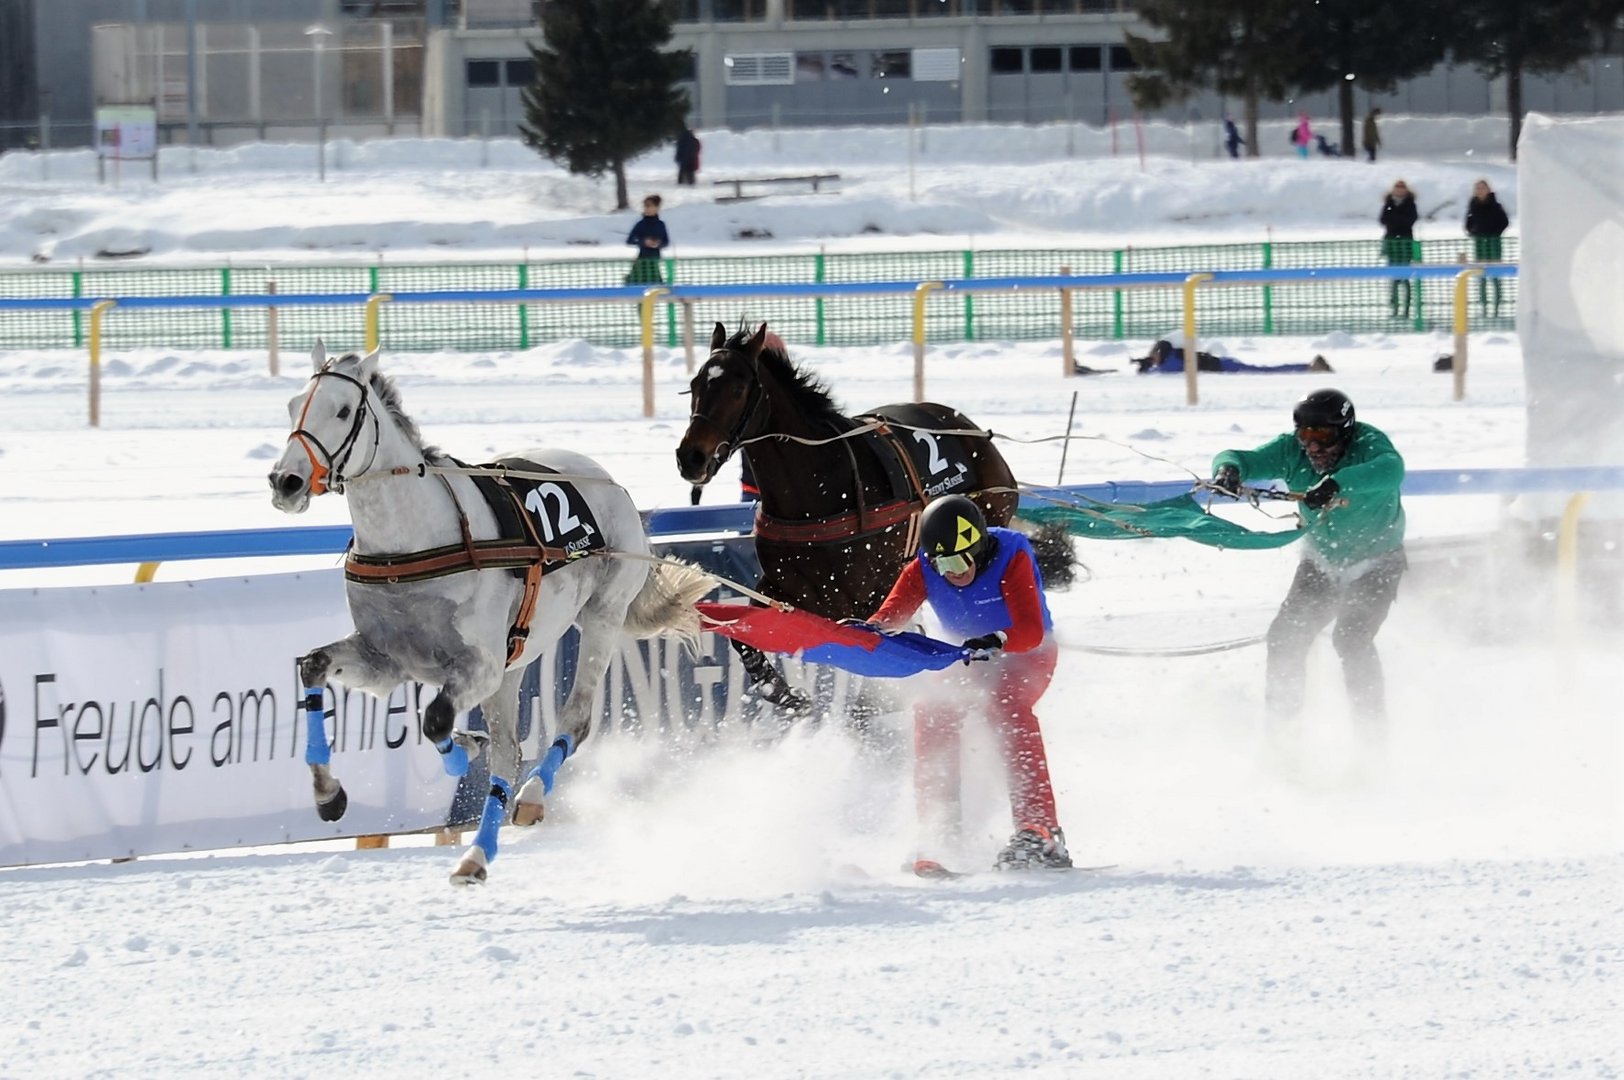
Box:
[1023,494,1305,550]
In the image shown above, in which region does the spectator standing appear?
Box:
[1362,108,1382,163]
[1292,113,1313,159]
[865,495,1072,875]
[1210,390,1407,749]
[1223,117,1245,159]
[1380,179,1419,318]
[675,126,701,186]
[625,194,669,285]
[1464,178,1510,317]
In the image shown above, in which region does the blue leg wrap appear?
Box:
[525,734,576,795]
[473,776,512,862]
[303,689,330,766]
[435,737,470,778]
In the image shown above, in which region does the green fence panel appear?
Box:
[0,241,1520,353]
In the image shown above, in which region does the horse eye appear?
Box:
[337,405,352,420]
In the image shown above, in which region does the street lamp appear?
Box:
[305,24,333,181]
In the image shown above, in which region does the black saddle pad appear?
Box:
[481,457,609,559]
[858,405,982,501]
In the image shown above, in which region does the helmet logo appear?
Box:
[954,516,982,553]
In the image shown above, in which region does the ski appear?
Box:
[910,859,1117,880]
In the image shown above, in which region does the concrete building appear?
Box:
[2,0,1620,150]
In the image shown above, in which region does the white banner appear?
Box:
[0,543,873,868]
[0,572,461,867]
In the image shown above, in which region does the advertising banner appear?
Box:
[0,537,872,868]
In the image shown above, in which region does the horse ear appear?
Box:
[311,338,327,372]
[357,346,381,381]
[710,322,727,351]
[746,322,768,357]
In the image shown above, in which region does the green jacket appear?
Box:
[1213,422,1406,566]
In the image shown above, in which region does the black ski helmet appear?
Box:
[1293,388,1356,439]
[919,494,988,564]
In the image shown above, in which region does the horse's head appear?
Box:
[676,322,771,485]
[268,339,382,513]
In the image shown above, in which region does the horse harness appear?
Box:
[288,367,607,665]
[343,460,605,666]
[752,413,974,551]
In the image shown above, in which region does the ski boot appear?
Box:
[994,824,1073,871]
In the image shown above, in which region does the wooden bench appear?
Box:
[712,173,842,202]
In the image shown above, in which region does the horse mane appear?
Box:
[724,329,844,421]
[333,353,444,461]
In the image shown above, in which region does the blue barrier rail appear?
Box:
[0,264,1520,315]
[1,466,1614,573]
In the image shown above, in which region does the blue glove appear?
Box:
[1304,475,1341,510]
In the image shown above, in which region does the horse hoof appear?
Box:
[315,784,348,822]
[512,800,545,828]
[449,848,489,886]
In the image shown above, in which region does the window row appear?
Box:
[990,44,1138,74]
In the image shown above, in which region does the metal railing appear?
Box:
[0,262,1521,424]
[0,238,1520,352]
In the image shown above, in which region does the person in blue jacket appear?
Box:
[866,495,1071,875]
[1133,339,1333,375]
[625,194,669,285]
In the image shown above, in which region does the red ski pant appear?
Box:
[913,640,1060,835]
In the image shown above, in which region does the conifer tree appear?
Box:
[1449,0,1624,159]
[519,0,692,210]
[1125,0,1302,158]
[1281,0,1447,157]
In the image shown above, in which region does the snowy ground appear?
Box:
[0,130,1619,1079]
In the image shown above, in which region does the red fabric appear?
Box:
[996,548,1047,653]
[870,557,927,629]
[696,601,876,653]
[913,641,1061,836]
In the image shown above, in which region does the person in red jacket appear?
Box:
[866,494,1071,874]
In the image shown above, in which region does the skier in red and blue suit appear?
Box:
[866,494,1072,873]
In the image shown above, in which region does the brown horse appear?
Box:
[676,322,1072,709]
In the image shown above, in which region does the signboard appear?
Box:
[95,104,159,160]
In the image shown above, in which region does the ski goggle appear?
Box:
[1296,425,1342,447]
[930,552,973,576]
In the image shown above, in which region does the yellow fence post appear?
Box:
[1181,274,1213,407]
[1556,492,1592,633]
[87,299,117,427]
[912,281,943,402]
[1059,265,1074,379]
[363,294,392,353]
[1452,268,1483,403]
[135,563,159,584]
[640,287,669,419]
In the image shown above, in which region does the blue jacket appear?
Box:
[627,216,668,259]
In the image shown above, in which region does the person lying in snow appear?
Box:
[1129,339,1334,375]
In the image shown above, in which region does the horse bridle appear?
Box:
[688,347,770,476]
[286,367,381,495]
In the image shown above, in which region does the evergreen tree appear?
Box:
[1450,0,1624,159]
[1281,0,1448,157]
[1125,0,1301,158]
[519,0,692,210]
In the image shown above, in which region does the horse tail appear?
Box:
[1013,518,1080,591]
[623,557,713,649]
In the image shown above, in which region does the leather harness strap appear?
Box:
[343,463,575,666]
[752,420,931,547]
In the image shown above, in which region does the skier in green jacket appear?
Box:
[1210,389,1407,735]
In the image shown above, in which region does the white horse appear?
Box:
[267,342,711,884]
